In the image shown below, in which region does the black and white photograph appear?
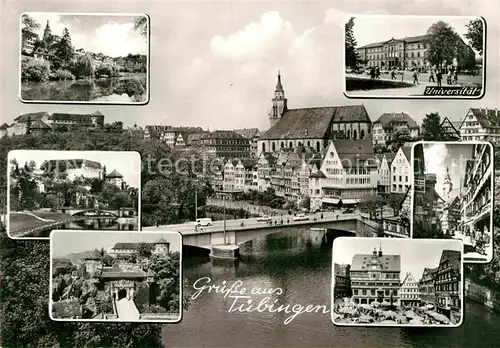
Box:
[49,230,182,322]
[332,237,463,327]
[345,15,485,98]
[7,150,141,239]
[411,141,494,263]
[20,12,149,104]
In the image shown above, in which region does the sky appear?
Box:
[332,238,462,281]
[51,231,181,257]
[3,2,499,130]
[422,143,475,199]
[8,150,141,188]
[352,15,482,55]
[25,13,148,57]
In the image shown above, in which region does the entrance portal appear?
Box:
[117,289,127,300]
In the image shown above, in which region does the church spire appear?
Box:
[444,167,451,180]
[276,70,283,92]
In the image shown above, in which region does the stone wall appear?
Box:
[465,278,500,311]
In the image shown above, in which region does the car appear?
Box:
[257,215,272,222]
[293,214,309,221]
[343,208,354,214]
[195,218,212,227]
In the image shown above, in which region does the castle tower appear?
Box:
[269,71,288,129]
[153,237,170,254]
[43,20,52,42]
[442,167,453,200]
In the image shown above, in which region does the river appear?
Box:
[163,230,500,348]
[20,73,147,103]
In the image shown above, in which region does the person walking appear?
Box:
[436,70,442,87]
[390,68,396,80]
[375,67,380,79]
[428,68,435,82]
[412,70,419,85]
[447,70,452,85]
[453,70,458,84]
[370,67,375,79]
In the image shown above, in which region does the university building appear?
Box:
[355,34,475,70]
[349,246,401,305]
[258,73,373,154]
[458,108,500,144]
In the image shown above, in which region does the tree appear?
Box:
[73,53,94,79]
[54,27,75,68]
[424,21,461,69]
[21,14,40,53]
[385,193,402,216]
[133,15,148,39]
[420,112,443,141]
[464,19,484,56]
[388,128,412,153]
[0,231,165,347]
[345,17,360,69]
[137,242,154,258]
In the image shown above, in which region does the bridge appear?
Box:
[143,211,380,250]
[55,208,134,218]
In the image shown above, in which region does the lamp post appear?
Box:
[223,194,227,245]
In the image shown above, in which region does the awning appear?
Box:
[341,199,358,205]
[322,198,339,204]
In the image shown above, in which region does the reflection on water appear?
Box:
[20,74,147,102]
[165,231,500,348]
[65,218,138,230]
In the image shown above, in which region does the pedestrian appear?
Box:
[428,69,435,82]
[375,67,380,79]
[370,67,375,79]
[447,70,452,85]
[412,70,419,85]
[453,70,458,84]
[436,70,442,87]
[391,69,396,80]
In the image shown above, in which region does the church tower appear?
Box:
[269,71,288,129]
[43,20,52,42]
[442,167,453,200]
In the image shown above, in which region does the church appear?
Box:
[440,167,461,235]
[257,72,373,154]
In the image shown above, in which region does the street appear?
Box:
[143,210,362,235]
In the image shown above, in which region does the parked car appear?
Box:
[343,208,355,214]
[293,214,309,221]
[257,215,272,222]
[195,218,212,227]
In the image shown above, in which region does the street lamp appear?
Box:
[223,193,227,245]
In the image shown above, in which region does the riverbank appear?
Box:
[465,278,500,311]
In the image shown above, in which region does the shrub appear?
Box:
[95,63,117,78]
[21,58,50,83]
[140,304,167,313]
[53,69,75,81]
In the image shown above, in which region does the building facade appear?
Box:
[418,267,438,307]
[459,108,500,144]
[356,34,475,71]
[333,263,352,298]
[349,246,401,306]
[391,145,412,193]
[200,130,251,159]
[399,272,420,307]
[460,143,493,259]
[234,128,262,158]
[435,250,462,322]
[42,159,103,181]
[106,169,124,189]
[259,73,373,155]
[372,112,419,147]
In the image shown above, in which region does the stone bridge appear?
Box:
[181,215,379,250]
[56,208,134,218]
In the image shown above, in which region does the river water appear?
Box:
[163,230,500,348]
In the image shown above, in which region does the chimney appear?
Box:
[378,243,383,257]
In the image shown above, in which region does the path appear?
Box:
[11,211,54,222]
[115,298,140,320]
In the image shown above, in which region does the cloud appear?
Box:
[424,144,450,186]
[167,9,346,130]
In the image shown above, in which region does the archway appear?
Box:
[117,288,127,300]
[272,142,276,152]
[360,129,365,139]
[353,130,357,139]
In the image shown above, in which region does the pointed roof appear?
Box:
[439,250,461,278]
[461,108,500,129]
[233,128,261,139]
[92,110,105,117]
[30,119,52,129]
[155,237,170,245]
[374,112,418,129]
[15,111,50,123]
[106,169,123,179]
[276,71,284,92]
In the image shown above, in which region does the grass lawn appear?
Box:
[8,211,74,237]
